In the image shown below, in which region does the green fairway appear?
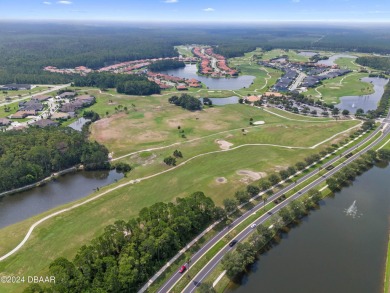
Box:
[305,72,374,104]
[174,45,194,57]
[335,57,361,71]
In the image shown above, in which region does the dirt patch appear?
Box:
[237,170,267,183]
[216,139,233,150]
[216,177,227,184]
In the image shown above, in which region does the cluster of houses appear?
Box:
[259,57,352,93]
[44,57,198,76]
[193,47,237,77]
[43,66,93,75]
[4,92,95,129]
[0,84,32,91]
[204,48,238,76]
[11,95,50,119]
[146,72,201,90]
[59,94,95,113]
[301,69,351,88]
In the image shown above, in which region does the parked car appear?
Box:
[179,265,186,273]
[229,240,238,247]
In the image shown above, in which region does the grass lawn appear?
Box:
[0,101,19,118]
[335,57,361,71]
[305,72,374,104]
[384,235,390,293]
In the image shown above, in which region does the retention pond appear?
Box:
[0,169,123,229]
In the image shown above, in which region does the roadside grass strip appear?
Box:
[384,234,390,293]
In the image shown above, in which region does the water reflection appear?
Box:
[161,64,255,90]
[0,170,123,229]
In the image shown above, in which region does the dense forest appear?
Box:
[356,56,390,72]
[0,127,109,193]
[26,192,220,292]
[73,73,160,95]
[1,23,390,84]
[148,60,185,72]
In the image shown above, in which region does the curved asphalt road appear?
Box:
[157,115,389,293]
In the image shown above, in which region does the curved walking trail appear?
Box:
[0,109,358,262]
[314,85,323,98]
[339,72,358,85]
[254,67,272,92]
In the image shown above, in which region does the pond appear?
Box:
[316,54,356,66]
[336,77,389,113]
[68,117,91,131]
[228,163,390,293]
[200,96,239,105]
[298,51,318,57]
[161,64,255,90]
[0,169,123,229]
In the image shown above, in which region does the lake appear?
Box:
[228,163,390,293]
[161,64,255,90]
[0,169,123,229]
[336,77,389,113]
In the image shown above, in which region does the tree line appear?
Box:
[73,73,160,96]
[326,149,390,191]
[0,127,109,193]
[148,60,185,72]
[25,192,221,293]
[356,56,390,72]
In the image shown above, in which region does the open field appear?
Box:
[0,89,360,292]
[88,91,356,157]
[305,72,374,104]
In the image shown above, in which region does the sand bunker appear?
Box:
[237,170,267,181]
[253,121,265,125]
[216,177,227,184]
[216,139,233,150]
